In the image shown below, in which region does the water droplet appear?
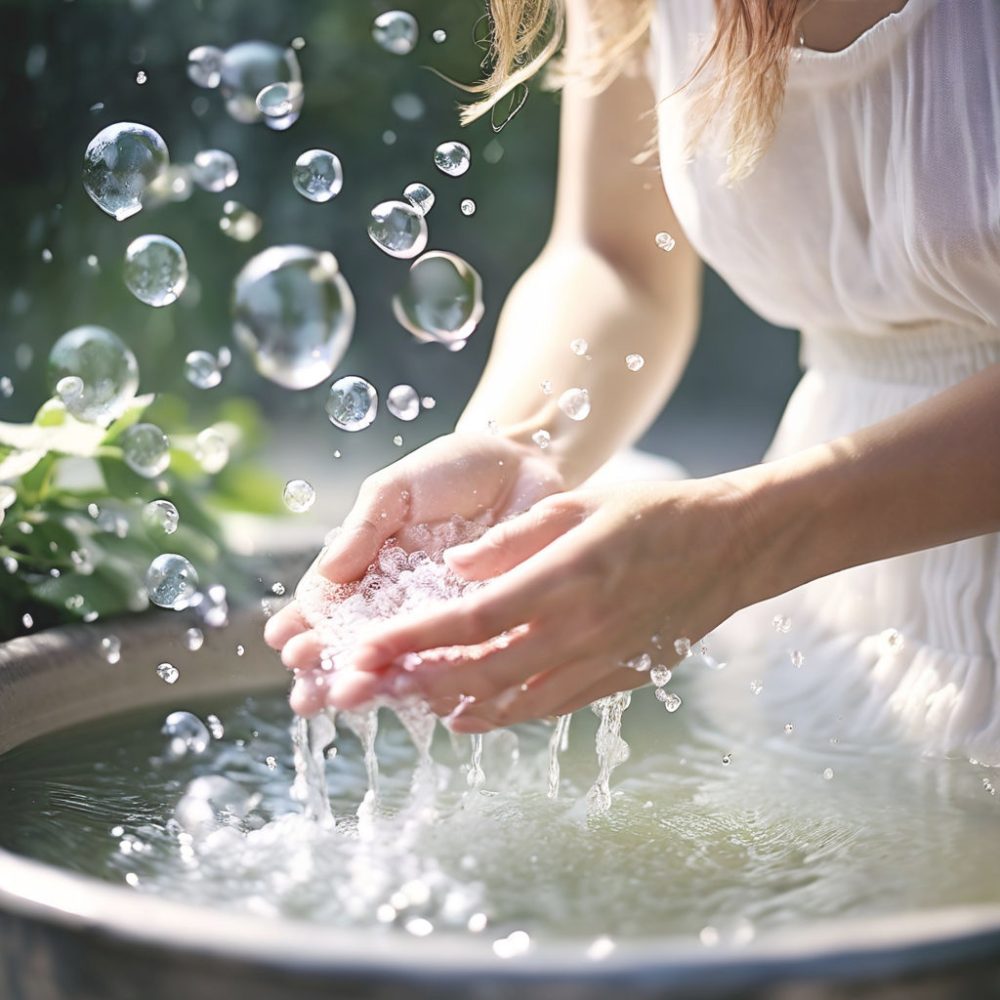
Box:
[219,200,261,241]
[540,378,553,395]
[650,664,672,687]
[421,396,436,409]
[219,42,302,128]
[256,80,302,118]
[235,643,245,656]
[673,637,692,658]
[372,10,419,54]
[0,376,13,398]
[145,553,199,610]
[283,479,316,513]
[21,613,33,630]
[392,92,425,121]
[125,872,140,887]
[156,662,179,684]
[184,350,222,389]
[123,234,188,307]
[662,691,683,713]
[382,129,397,146]
[433,141,471,177]
[749,678,764,695]
[100,635,121,664]
[192,149,238,192]
[232,246,355,390]
[784,722,794,734]
[122,423,170,477]
[162,711,209,755]
[265,755,278,770]
[393,434,403,446]
[325,376,377,431]
[194,427,229,473]
[271,582,285,596]
[878,627,904,656]
[432,28,447,43]
[570,338,588,356]
[206,714,224,739]
[405,917,433,937]
[83,122,168,221]
[217,346,232,368]
[790,649,805,668]
[772,613,792,634]
[460,198,476,216]
[626,652,652,672]
[823,767,834,781]
[403,182,434,215]
[654,232,675,252]
[625,353,645,372]
[557,387,590,421]
[368,200,428,259]
[2,556,18,574]
[185,627,204,651]
[386,384,420,421]
[587,936,615,961]
[292,149,343,202]
[142,499,179,534]
[392,251,483,346]
[531,429,550,449]
[187,45,224,88]
[722,753,732,765]
[492,930,531,959]
[291,37,306,51]
[135,70,147,85]
[653,687,670,703]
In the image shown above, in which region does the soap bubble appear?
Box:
[142,499,179,535]
[403,182,434,215]
[392,251,484,346]
[292,149,343,202]
[162,711,210,756]
[655,232,675,252]
[184,350,222,389]
[433,141,470,177]
[145,553,199,609]
[372,10,419,54]
[570,338,588,356]
[326,376,377,431]
[187,45,224,88]
[460,198,476,216]
[219,200,261,242]
[256,81,302,119]
[386,384,420,421]
[123,235,188,307]
[100,635,122,664]
[558,387,590,421]
[192,149,238,192]
[625,353,645,372]
[194,427,230,473]
[283,479,316,513]
[368,200,428,259]
[48,326,139,423]
[219,41,302,128]
[121,423,170,477]
[232,246,356,390]
[83,122,169,221]
[156,662,179,684]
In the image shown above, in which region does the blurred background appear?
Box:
[0,0,801,546]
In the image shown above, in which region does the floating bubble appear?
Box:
[368,200,428,259]
[144,165,194,207]
[187,45,224,88]
[219,200,261,241]
[145,553,199,610]
[392,251,483,346]
[48,326,139,423]
[402,182,434,215]
[391,92,425,121]
[292,149,343,202]
[655,232,675,252]
[22,613,33,630]
[382,130,397,146]
[219,42,302,128]
[432,28,447,43]
[121,423,170,477]
[531,429,550,450]
[558,387,590,421]
[372,10,419,54]
[192,149,238,192]
[570,338,588,356]
[185,627,204,651]
[124,234,188,307]
[256,81,302,119]
[0,377,13,398]
[386,384,419,421]
[135,70,148,85]
[232,246,356,390]
[142,499,179,534]
[283,479,316,513]
[433,141,471,177]
[625,353,644,372]
[83,122,169,221]
[162,711,210,756]
[184,350,222,389]
[649,665,672,687]
[460,198,476,216]
[100,635,122,664]
[265,755,278,770]
[156,662,179,684]
[194,427,230,473]
[326,376,377,431]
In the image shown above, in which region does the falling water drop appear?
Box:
[368,200,428,259]
[392,251,483,346]
[48,326,139,423]
[325,377,377,431]
[433,141,471,177]
[162,711,210,756]
[83,122,169,221]
[283,479,316,513]
[460,198,476,216]
[292,149,343,202]
[187,45,224,88]
[403,182,434,215]
[123,235,188,306]
[145,553,199,609]
[184,350,222,389]
[372,11,419,54]
[557,387,590,421]
[625,353,645,372]
[386,384,420,421]
[142,499,179,535]
[191,149,238,192]
[256,81,302,119]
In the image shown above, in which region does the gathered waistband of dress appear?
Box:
[800,322,1000,386]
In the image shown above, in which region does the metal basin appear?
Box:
[2,614,1000,1000]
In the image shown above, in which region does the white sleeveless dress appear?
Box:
[648,0,1000,762]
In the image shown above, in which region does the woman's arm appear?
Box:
[459,0,702,487]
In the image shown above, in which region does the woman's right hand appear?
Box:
[263,431,565,713]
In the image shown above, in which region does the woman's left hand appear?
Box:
[326,476,756,731]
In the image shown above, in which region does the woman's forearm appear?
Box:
[728,363,1000,609]
[458,240,702,487]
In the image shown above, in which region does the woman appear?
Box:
[267,0,1000,761]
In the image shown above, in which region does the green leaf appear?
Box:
[211,462,287,515]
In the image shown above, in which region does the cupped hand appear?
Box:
[326,476,754,730]
[263,431,565,713]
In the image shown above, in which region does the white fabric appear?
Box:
[647,0,1000,761]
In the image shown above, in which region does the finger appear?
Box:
[280,630,327,671]
[325,668,387,711]
[264,603,310,650]
[289,672,327,717]
[444,499,581,581]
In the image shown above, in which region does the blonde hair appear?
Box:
[463,0,808,181]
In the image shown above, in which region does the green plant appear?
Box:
[0,392,286,641]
